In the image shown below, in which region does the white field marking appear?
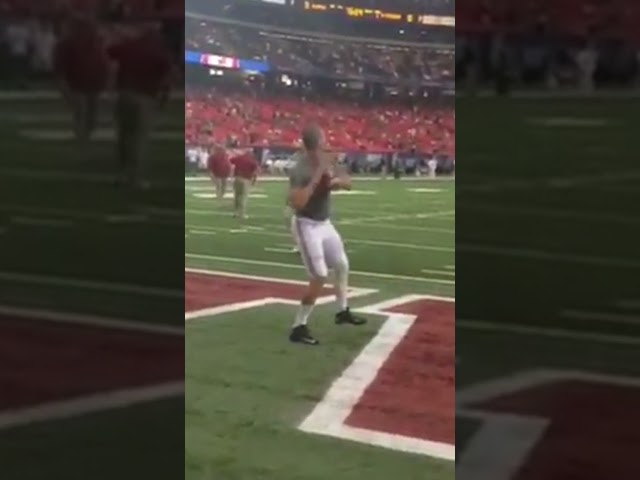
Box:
[456,318,640,346]
[408,188,442,193]
[185,175,454,182]
[244,226,264,231]
[189,230,216,236]
[105,214,149,223]
[457,202,640,225]
[331,190,376,196]
[186,253,455,285]
[184,268,375,321]
[20,128,182,141]
[0,168,182,189]
[0,382,183,431]
[421,269,455,276]
[445,265,455,270]
[300,294,454,460]
[194,192,267,199]
[617,299,640,310]
[0,89,184,100]
[185,223,454,253]
[265,247,295,254]
[338,222,454,234]
[0,271,183,298]
[340,210,454,226]
[0,305,183,336]
[2,204,182,226]
[11,216,73,227]
[457,370,640,480]
[458,243,640,269]
[561,309,640,326]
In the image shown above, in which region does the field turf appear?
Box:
[185,176,456,480]
[0,93,184,479]
[455,96,640,479]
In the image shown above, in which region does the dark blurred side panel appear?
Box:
[456,1,640,479]
[0,1,185,478]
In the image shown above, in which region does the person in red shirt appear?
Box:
[107,23,173,189]
[207,145,231,200]
[54,14,109,145]
[230,150,259,219]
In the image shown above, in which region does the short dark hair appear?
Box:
[302,124,322,151]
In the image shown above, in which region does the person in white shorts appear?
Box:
[287,124,366,345]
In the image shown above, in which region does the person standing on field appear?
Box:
[208,145,231,200]
[230,150,259,218]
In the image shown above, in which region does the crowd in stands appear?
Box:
[185,89,454,156]
[186,18,453,84]
[457,0,640,88]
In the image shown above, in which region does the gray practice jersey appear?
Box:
[288,151,331,221]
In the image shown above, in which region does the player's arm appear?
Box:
[329,174,352,191]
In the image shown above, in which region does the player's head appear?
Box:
[302,124,324,152]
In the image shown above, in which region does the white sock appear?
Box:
[293,303,314,328]
[334,258,349,311]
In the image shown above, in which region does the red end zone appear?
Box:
[0,312,182,422]
[300,295,455,459]
[346,299,455,445]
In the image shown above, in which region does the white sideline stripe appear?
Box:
[457,318,640,346]
[0,382,184,431]
[0,271,183,298]
[617,299,640,310]
[562,309,640,325]
[184,267,376,322]
[189,230,216,236]
[11,216,73,227]
[0,305,183,336]
[185,222,454,253]
[457,370,640,480]
[458,243,640,269]
[421,269,455,276]
[185,176,455,182]
[265,247,294,254]
[185,253,455,285]
[300,294,455,460]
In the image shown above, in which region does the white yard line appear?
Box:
[186,224,454,253]
[458,243,640,269]
[264,247,295,254]
[0,382,183,431]
[11,216,73,227]
[617,299,640,310]
[421,269,455,276]
[457,203,640,225]
[457,318,640,346]
[0,304,183,336]
[186,253,455,285]
[561,309,640,326]
[0,271,183,298]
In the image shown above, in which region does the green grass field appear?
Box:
[455,96,640,478]
[185,177,455,480]
[0,93,184,479]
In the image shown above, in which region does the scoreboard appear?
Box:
[300,1,454,26]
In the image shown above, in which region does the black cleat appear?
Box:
[335,308,367,326]
[289,325,319,345]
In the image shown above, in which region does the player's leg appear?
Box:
[130,93,153,189]
[213,176,222,199]
[233,178,243,216]
[220,176,228,198]
[85,91,99,141]
[239,179,249,218]
[290,217,328,345]
[324,223,366,325]
[284,206,299,252]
